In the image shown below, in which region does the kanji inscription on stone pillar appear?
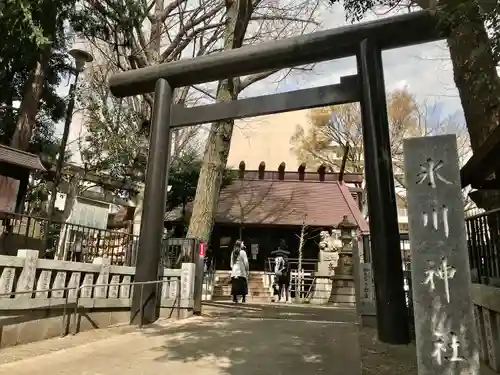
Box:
[404,134,479,375]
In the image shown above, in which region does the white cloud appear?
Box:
[244,4,463,119]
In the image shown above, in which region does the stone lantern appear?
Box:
[335,215,358,276]
[327,215,358,307]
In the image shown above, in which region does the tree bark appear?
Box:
[441,0,500,152]
[185,86,235,242]
[186,0,252,243]
[424,0,500,210]
[10,51,49,150]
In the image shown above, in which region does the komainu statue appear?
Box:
[319,230,342,252]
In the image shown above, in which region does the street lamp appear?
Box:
[45,45,93,254]
[69,48,93,74]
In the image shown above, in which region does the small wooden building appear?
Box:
[0,144,45,213]
[165,161,369,271]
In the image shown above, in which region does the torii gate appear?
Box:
[108,10,447,345]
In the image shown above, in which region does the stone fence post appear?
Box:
[14,249,39,298]
[180,262,195,308]
[93,257,111,298]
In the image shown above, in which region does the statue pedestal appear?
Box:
[310,277,332,304]
[317,251,339,277]
[309,251,339,304]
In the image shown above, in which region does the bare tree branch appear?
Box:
[239,70,280,92]
[290,89,472,208]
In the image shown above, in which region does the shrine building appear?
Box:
[165,161,369,271]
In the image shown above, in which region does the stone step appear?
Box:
[213,292,273,298]
[216,276,264,283]
[213,273,269,300]
[215,279,265,287]
[214,279,266,289]
[212,295,273,303]
[213,290,272,297]
[329,302,356,308]
[213,286,272,298]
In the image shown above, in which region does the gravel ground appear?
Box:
[360,326,418,375]
[0,312,496,375]
[360,326,496,375]
[0,323,137,365]
[1,322,413,375]
[0,316,360,375]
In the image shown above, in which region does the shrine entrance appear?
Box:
[108,10,448,345]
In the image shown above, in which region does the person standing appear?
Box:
[274,255,290,302]
[230,240,249,303]
[271,241,291,303]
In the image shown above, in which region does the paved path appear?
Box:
[0,304,361,375]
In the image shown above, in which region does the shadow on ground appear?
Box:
[142,305,361,375]
[200,301,358,321]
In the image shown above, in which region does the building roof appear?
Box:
[235,169,363,184]
[0,144,45,171]
[165,178,369,232]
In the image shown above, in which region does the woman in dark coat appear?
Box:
[271,244,291,303]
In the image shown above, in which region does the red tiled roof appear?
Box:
[338,183,368,232]
[0,145,45,171]
[166,179,369,232]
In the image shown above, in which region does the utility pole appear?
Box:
[45,47,93,255]
[46,72,79,225]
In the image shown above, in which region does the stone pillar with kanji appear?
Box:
[329,215,358,307]
[404,135,479,375]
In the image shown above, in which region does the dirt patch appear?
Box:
[360,326,418,375]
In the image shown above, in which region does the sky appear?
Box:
[237,4,462,119]
[56,3,465,161]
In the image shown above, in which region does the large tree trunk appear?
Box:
[186,0,252,243]
[10,51,49,150]
[185,88,235,242]
[426,0,500,210]
[441,0,500,152]
[433,0,500,268]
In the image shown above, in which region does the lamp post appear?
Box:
[45,46,93,252]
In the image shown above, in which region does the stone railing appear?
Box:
[0,249,194,309]
[0,249,195,348]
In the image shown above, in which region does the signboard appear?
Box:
[199,242,206,257]
[0,176,19,213]
[68,197,109,229]
[251,244,259,260]
[358,262,376,315]
[360,263,374,301]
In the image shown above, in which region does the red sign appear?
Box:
[199,242,206,257]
